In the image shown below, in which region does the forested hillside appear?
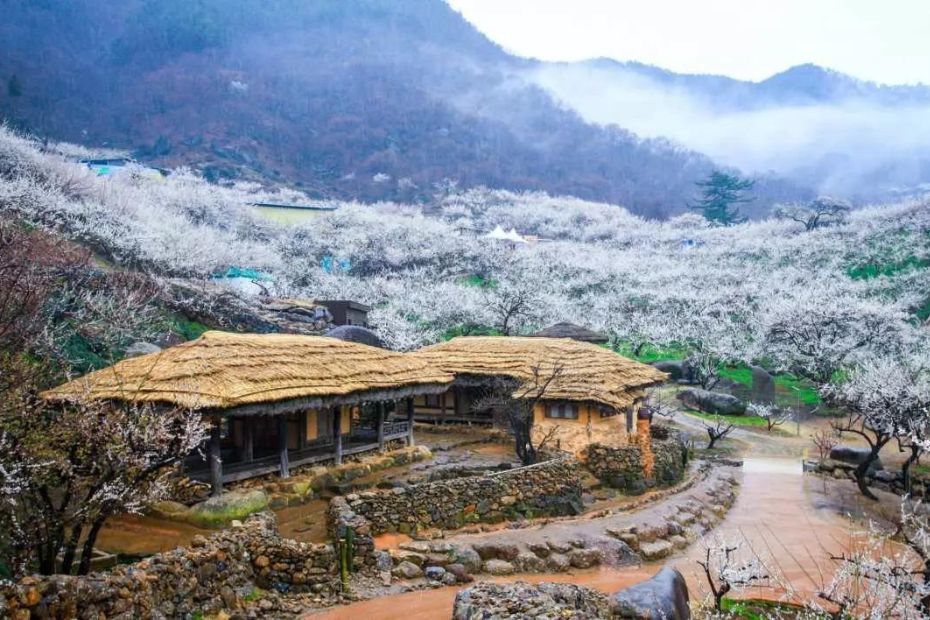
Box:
[0,0,808,217]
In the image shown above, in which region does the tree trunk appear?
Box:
[77,517,106,575]
[902,446,921,494]
[854,446,883,501]
[60,524,84,575]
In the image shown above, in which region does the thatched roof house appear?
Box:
[44,331,451,412]
[44,331,453,491]
[531,322,608,344]
[412,336,665,412]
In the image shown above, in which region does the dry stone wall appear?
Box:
[584,427,687,493]
[337,458,583,535]
[0,513,336,619]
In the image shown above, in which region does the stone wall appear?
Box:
[335,458,583,535]
[806,458,930,497]
[0,513,336,619]
[584,426,686,493]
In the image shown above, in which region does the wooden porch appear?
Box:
[189,400,416,494]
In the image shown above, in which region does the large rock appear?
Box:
[750,365,776,403]
[610,566,690,619]
[392,560,423,579]
[638,540,673,561]
[184,490,269,528]
[472,541,520,561]
[651,360,695,383]
[483,559,515,576]
[830,445,884,472]
[677,388,746,416]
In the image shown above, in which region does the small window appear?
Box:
[546,402,578,419]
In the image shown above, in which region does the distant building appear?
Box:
[250,202,338,225]
[317,300,370,327]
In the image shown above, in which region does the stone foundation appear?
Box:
[0,513,336,619]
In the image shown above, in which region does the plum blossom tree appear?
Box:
[0,395,206,576]
[823,352,930,500]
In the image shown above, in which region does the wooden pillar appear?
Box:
[376,402,385,453]
[297,411,306,451]
[209,416,223,497]
[406,398,415,447]
[333,407,343,465]
[440,391,447,423]
[278,415,290,479]
[242,417,254,463]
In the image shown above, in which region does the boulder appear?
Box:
[568,548,603,568]
[611,567,690,619]
[445,563,474,583]
[652,360,688,382]
[639,540,673,561]
[472,541,520,561]
[750,365,776,404]
[677,388,746,416]
[830,445,884,472]
[391,560,423,579]
[482,559,515,576]
[452,546,482,573]
[424,566,447,581]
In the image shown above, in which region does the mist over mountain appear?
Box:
[529,60,930,200]
[0,0,817,218]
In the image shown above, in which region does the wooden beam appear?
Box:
[242,417,254,463]
[376,402,385,453]
[209,416,223,497]
[297,411,306,451]
[278,415,290,479]
[406,398,415,447]
[333,407,343,465]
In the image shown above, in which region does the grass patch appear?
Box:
[774,374,821,406]
[847,255,930,280]
[441,324,501,340]
[609,341,688,363]
[722,597,812,619]
[719,365,753,386]
[171,315,211,341]
[683,409,768,427]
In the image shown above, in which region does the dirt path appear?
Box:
[308,456,867,619]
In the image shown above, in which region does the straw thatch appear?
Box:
[531,322,608,344]
[413,336,666,411]
[43,331,453,413]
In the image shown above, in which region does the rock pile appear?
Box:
[0,513,338,619]
[453,582,609,619]
[453,569,692,620]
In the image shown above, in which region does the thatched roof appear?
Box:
[531,322,608,344]
[413,336,666,411]
[43,331,453,413]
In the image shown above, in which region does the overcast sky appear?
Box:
[446,0,930,85]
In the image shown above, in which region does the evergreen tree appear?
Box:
[691,170,754,225]
[7,75,22,98]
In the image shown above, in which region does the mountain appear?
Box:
[530,59,930,200]
[0,0,808,218]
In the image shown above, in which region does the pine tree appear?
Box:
[691,171,754,225]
